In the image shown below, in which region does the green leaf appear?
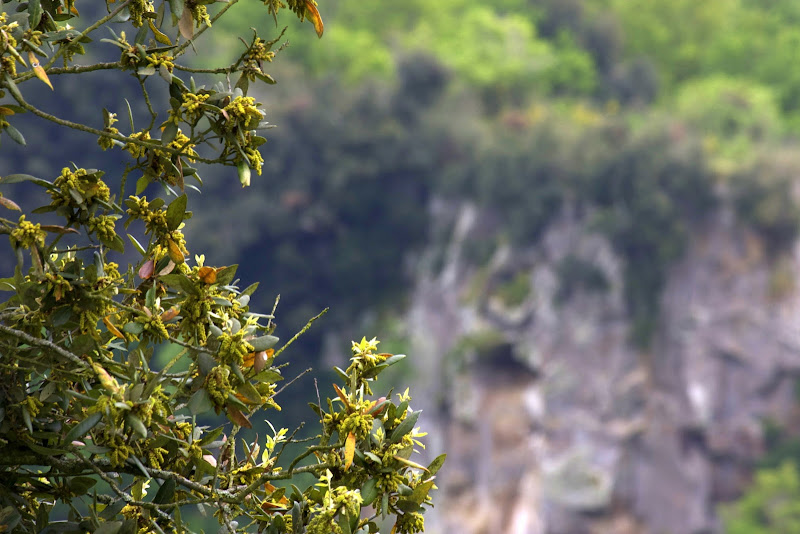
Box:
[126,414,148,438]
[93,521,123,534]
[39,522,85,533]
[253,369,283,384]
[196,425,224,446]
[168,0,184,20]
[159,273,199,296]
[26,443,70,456]
[291,501,303,534]
[0,174,53,187]
[226,392,249,412]
[0,506,21,531]
[28,0,43,28]
[249,334,279,352]
[394,499,422,513]
[104,234,126,253]
[152,477,176,505]
[161,122,178,146]
[383,354,406,367]
[360,478,378,505]
[63,413,102,445]
[165,193,187,231]
[188,389,213,415]
[122,321,144,335]
[214,264,238,286]
[237,160,251,187]
[98,499,127,521]
[427,453,446,476]
[337,511,352,534]
[254,71,277,85]
[135,174,152,195]
[4,123,26,146]
[236,382,262,405]
[68,477,98,495]
[389,410,421,443]
[159,63,173,84]
[21,405,32,433]
[409,478,436,505]
[127,234,147,256]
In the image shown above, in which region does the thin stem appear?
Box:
[273,308,328,359]
[0,323,89,369]
[5,88,222,164]
[12,1,133,84]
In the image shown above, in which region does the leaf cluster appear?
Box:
[0,1,442,533]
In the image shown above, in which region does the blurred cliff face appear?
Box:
[409,194,800,533]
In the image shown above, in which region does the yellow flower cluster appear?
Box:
[49,167,110,208]
[128,0,155,28]
[0,14,20,76]
[205,365,233,408]
[222,96,263,132]
[216,331,255,366]
[124,130,151,158]
[146,52,174,71]
[86,215,117,242]
[10,215,45,249]
[181,92,210,123]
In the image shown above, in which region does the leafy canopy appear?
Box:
[0,1,442,533]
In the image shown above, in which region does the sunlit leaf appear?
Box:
[391,455,428,472]
[333,383,351,411]
[28,51,53,90]
[167,238,185,264]
[197,266,217,284]
[344,432,356,470]
[148,20,172,45]
[103,316,125,339]
[305,1,324,38]
[160,306,179,322]
[0,195,20,211]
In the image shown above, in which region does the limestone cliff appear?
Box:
[409,198,800,534]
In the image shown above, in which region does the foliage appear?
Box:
[720,461,800,533]
[493,271,532,308]
[555,255,609,304]
[674,76,781,168]
[0,1,441,533]
[185,59,445,348]
[730,152,800,257]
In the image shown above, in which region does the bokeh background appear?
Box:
[6,1,800,532]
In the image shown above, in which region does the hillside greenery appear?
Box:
[4,0,800,530]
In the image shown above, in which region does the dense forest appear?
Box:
[4,0,800,531]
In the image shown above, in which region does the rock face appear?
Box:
[408,199,800,534]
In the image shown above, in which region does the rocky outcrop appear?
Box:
[409,199,800,534]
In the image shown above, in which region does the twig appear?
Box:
[0,323,89,369]
[273,308,328,359]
